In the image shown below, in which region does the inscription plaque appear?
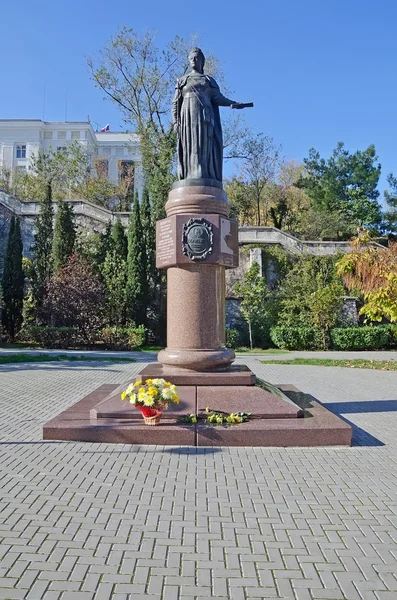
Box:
[182,218,213,261]
[156,218,176,268]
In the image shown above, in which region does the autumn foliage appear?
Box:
[337,234,397,322]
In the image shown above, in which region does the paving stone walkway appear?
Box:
[0,356,396,600]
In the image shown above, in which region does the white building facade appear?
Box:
[0,120,143,198]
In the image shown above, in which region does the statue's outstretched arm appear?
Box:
[211,88,236,107]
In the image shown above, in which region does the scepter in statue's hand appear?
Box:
[230,102,254,109]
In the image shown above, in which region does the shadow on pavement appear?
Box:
[324,400,397,414]
[0,362,126,373]
[283,390,386,447]
[320,400,386,447]
[165,447,222,454]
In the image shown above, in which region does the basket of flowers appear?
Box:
[121,378,179,425]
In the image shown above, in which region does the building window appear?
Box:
[44,131,53,140]
[15,165,27,174]
[71,131,80,140]
[16,145,26,158]
[57,131,66,140]
[118,160,134,193]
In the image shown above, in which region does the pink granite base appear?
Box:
[91,386,196,420]
[122,363,256,386]
[43,382,352,447]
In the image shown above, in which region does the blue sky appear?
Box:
[1,0,396,194]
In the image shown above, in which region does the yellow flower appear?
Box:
[147,386,157,397]
[163,381,171,388]
[205,407,210,413]
[146,379,153,385]
[216,416,223,424]
[121,391,127,401]
[133,380,142,388]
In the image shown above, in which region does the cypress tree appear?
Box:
[32,181,54,311]
[126,193,147,325]
[1,216,24,341]
[111,218,128,260]
[53,200,76,272]
[141,187,155,290]
[97,221,112,267]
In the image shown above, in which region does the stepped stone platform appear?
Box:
[43,366,352,447]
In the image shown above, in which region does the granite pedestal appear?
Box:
[42,181,351,447]
[43,370,352,447]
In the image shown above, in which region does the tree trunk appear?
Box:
[257,196,261,226]
[248,321,253,350]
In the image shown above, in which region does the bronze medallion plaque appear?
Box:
[182,218,214,261]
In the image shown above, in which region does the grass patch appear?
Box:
[261,358,397,371]
[139,346,164,353]
[0,353,136,365]
[236,347,290,354]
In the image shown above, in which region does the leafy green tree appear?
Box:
[299,142,382,235]
[234,261,269,349]
[13,142,91,202]
[75,176,119,209]
[310,282,344,349]
[383,173,397,235]
[52,200,76,272]
[1,216,24,341]
[126,193,148,325]
[225,178,255,224]
[44,253,106,345]
[31,182,54,313]
[276,255,344,329]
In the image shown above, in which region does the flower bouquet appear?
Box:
[121,378,179,425]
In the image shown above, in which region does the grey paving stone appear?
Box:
[0,357,397,600]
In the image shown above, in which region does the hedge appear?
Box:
[270,326,321,350]
[100,325,146,350]
[330,326,392,350]
[16,326,77,348]
[16,324,146,350]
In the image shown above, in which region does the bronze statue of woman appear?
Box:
[172,47,251,184]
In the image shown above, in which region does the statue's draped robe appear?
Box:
[173,73,235,182]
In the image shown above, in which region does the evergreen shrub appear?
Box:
[330,326,391,350]
[17,326,77,348]
[225,329,240,349]
[100,325,146,350]
[270,326,321,350]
